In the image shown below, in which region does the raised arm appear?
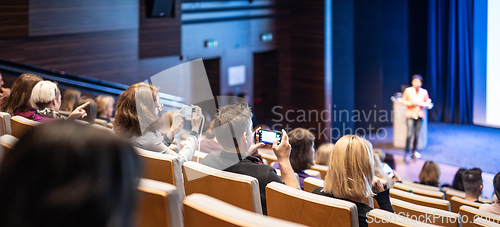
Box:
[272,130,300,189]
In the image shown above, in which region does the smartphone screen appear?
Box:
[383,163,394,178]
[259,130,282,144]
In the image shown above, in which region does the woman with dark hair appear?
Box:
[418,161,441,187]
[76,96,97,124]
[59,88,81,112]
[113,82,202,165]
[0,121,142,227]
[0,73,43,117]
[451,168,467,191]
[272,128,320,190]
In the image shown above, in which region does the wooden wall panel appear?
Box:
[29,0,138,36]
[139,0,181,58]
[0,0,29,38]
[289,0,326,143]
[24,29,139,85]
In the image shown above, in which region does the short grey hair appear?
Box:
[30,81,59,109]
[213,102,253,151]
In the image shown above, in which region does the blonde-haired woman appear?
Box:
[314,143,334,166]
[418,161,440,187]
[96,95,115,123]
[312,135,393,227]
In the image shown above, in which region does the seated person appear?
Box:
[417,161,440,187]
[113,82,201,165]
[272,128,320,190]
[59,88,81,112]
[30,81,88,122]
[76,96,97,124]
[314,142,334,166]
[373,149,401,184]
[0,72,11,99]
[463,168,484,203]
[0,73,42,117]
[201,102,299,214]
[451,168,467,191]
[199,128,223,154]
[480,171,500,215]
[96,95,115,123]
[312,135,393,227]
[0,121,141,226]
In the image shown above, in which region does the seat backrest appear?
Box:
[390,198,461,227]
[443,187,466,201]
[136,147,185,201]
[310,164,328,180]
[459,205,500,227]
[136,179,183,227]
[266,182,358,227]
[304,169,321,178]
[190,151,208,162]
[0,134,18,154]
[0,112,12,135]
[303,177,324,193]
[10,116,40,138]
[450,196,483,213]
[183,193,306,227]
[473,217,500,227]
[394,183,445,200]
[182,161,262,213]
[390,188,450,211]
[94,118,108,127]
[401,180,442,191]
[367,209,440,226]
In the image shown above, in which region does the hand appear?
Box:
[247,127,265,155]
[190,105,202,132]
[68,102,89,120]
[372,176,385,194]
[1,88,11,96]
[167,109,184,140]
[272,129,291,160]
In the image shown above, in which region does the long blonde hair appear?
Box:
[324,135,375,199]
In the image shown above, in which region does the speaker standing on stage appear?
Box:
[402,74,432,163]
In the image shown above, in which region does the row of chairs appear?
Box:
[137,178,305,227]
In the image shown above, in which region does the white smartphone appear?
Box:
[383,163,395,178]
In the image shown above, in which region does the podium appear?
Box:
[392,98,428,150]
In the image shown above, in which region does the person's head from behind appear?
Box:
[494,171,500,201]
[59,88,81,112]
[0,121,141,227]
[288,128,315,172]
[77,96,97,124]
[324,135,375,200]
[462,168,483,200]
[0,73,42,115]
[419,161,440,186]
[96,95,115,118]
[30,81,62,111]
[452,168,467,191]
[213,102,253,153]
[412,74,423,89]
[114,82,160,137]
[314,143,334,166]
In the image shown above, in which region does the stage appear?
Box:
[370,122,500,198]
